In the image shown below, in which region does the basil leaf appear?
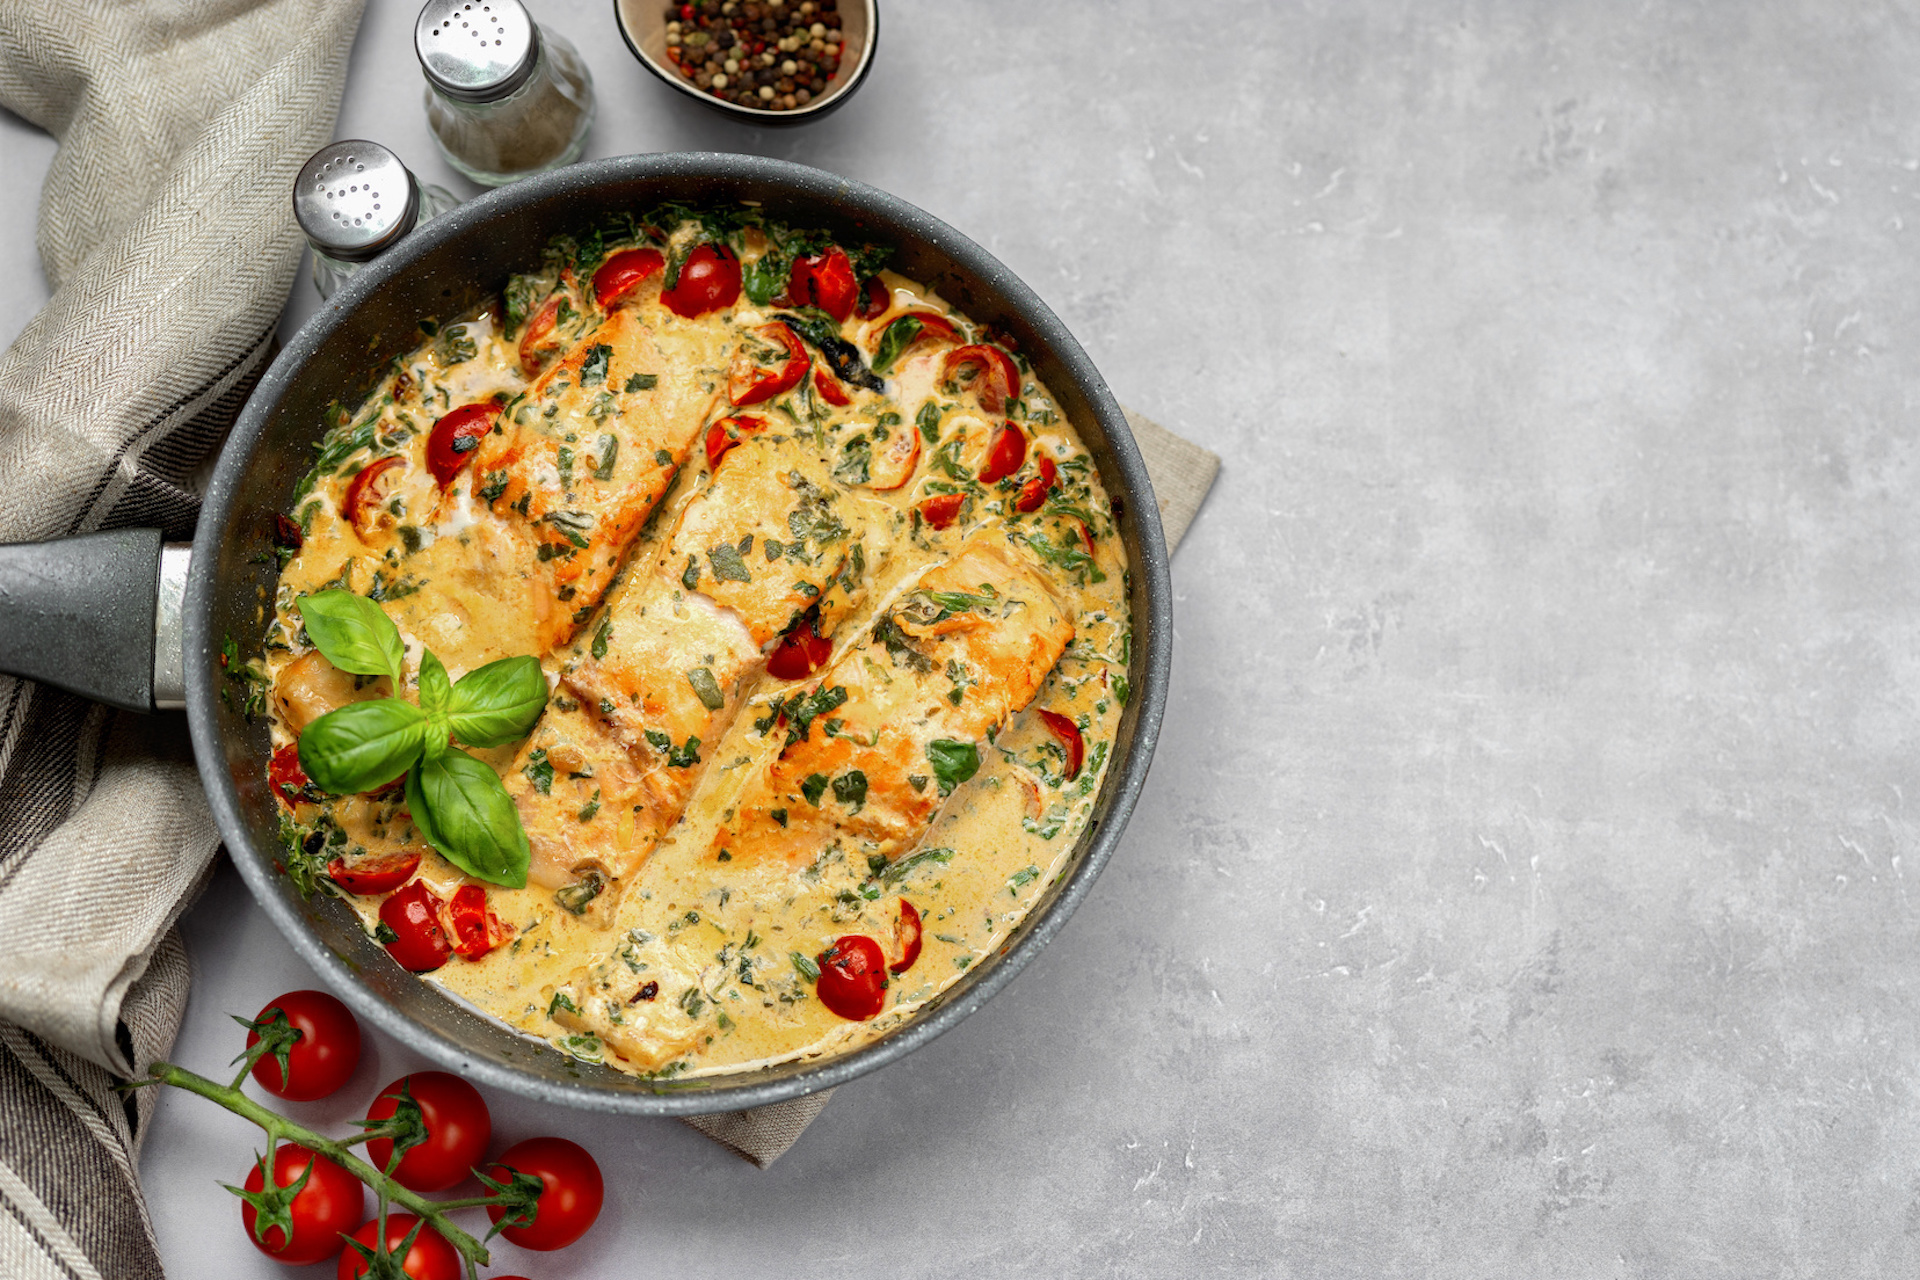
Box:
[446,656,548,748]
[297,591,405,684]
[870,316,923,375]
[687,667,725,711]
[925,738,980,797]
[831,769,868,813]
[297,700,428,794]
[408,749,530,888]
[418,649,452,718]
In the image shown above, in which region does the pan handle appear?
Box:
[0,529,190,713]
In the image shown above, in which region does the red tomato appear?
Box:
[241,1145,363,1265]
[269,744,310,807]
[815,934,888,1020]
[425,403,496,487]
[1014,453,1058,513]
[856,275,890,320]
[1074,516,1098,556]
[662,243,741,317]
[766,615,832,680]
[890,899,922,975]
[325,850,421,896]
[518,292,564,375]
[1037,709,1085,780]
[727,322,809,406]
[916,492,967,530]
[977,422,1028,485]
[485,1137,605,1252]
[445,884,512,960]
[704,413,767,470]
[335,1215,460,1280]
[379,881,451,973]
[246,990,362,1101]
[787,247,858,321]
[870,311,958,369]
[812,365,851,406]
[341,456,403,539]
[942,344,1020,413]
[365,1071,492,1192]
[592,247,665,308]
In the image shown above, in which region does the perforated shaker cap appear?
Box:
[293,141,424,264]
[415,0,539,103]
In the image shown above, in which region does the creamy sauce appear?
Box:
[264,215,1130,1079]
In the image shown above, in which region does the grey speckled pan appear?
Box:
[1,153,1171,1116]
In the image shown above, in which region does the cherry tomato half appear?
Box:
[445,884,512,960]
[518,291,565,375]
[727,322,809,406]
[241,1145,363,1266]
[662,243,741,317]
[890,899,923,975]
[856,275,890,320]
[766,615,832,680]
[365,1071,491,1193]
[269,743,311,808]
[592,246,665,308]
[869,310,958,372]
[815,934,888,1020]
[1037,709,1085,781]
[977,422,1029,485]
[425,402,496,487]
[341,456,403,540]
[246,990,362,1101]
[787,247,858,321]
[916,492,967,530]
[379,881,452,973]
[485,1137,605,1252]
[942,344,1021,414]
[1014,454,1059,514]
[813,365,851,406]
[704,414,767,471]
[336,1215,461,1280]
[325,850,421,897]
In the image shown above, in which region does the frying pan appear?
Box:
[0,153,1171,1115]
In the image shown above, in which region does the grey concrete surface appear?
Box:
[8,0,1920,1274]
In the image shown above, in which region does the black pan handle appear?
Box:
[0,529,186,713]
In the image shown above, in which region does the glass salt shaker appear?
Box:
[415,0,595,187]
[293,141,460,299]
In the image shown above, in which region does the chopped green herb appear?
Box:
[687,667,726,711]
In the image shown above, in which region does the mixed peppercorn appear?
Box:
[663,0,846,111]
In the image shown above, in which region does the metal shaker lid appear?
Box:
[292,141,424,264]
[415,0,539,103]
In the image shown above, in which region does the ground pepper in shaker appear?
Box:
[293,141,460,299]
[416,0,595,186]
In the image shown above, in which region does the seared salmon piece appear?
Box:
[711,532,1074,867]
[461,307,715,650]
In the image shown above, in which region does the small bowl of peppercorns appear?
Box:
[614,0,877,124]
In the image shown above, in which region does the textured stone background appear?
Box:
[8,0,1920,1274]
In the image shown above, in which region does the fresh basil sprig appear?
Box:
[293,594,545,888]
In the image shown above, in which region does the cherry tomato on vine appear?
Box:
[661,243,741,317]
[425,402,497,486]
[815,934,888,1020]
[787,247,858,321]
[239,1145,363,1265]
[246,990,361,1101]
[592,246,665,308]
[364,1071,492,1192]
[335,1215,461,1280]
[378,881,452,972]
[485,1137,605,1251]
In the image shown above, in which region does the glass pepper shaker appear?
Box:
[293,141,460,299]
[415,0,595,187]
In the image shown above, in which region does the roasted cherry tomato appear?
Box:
[942,344,1021,413]
[592,246,665,308]
[1074,516,1098,556]
[766,615,832,680]
[727,322,809,406]
[890,899,923,975]
[787,247,859,321]
[241,1145,363,1265]
[1014,453,1059,513]
[365,1071,492,1193]
[856,274,890,319]
[977,422,1028,485]
[662,242,741,317]
[269,744,311,808]
[916,492,967,530]
[425,402,496,487]
[865,425,921,490]
[336,1215,460,1280]
[815,934,888,1020]
[704,413,767,470]
[341,456,403,539]
[870,310,958,371]
[445,884,512,960]
[486,1137,605,1251]
[1037,709,1085,781]
[518,291,565,375]
[378,881,452,972]
[813,365,851,406]
[246,989,362,1101]
[325,850,421,896]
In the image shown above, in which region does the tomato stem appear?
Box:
[145,1061,494,1275]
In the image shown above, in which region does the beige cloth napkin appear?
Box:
[684,409,1217,1166]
